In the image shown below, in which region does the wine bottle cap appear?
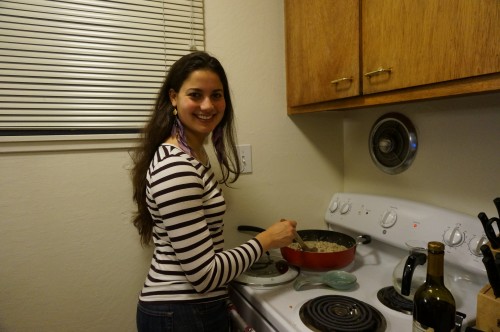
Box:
[428,241,445,253]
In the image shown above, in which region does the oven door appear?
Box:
[228,285,278,332]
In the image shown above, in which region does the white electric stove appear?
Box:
[230,192,489,332]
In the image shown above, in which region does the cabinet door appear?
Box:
[285,0,359,107]
[362,0,500,94]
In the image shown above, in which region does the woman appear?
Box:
[131,51,297,331]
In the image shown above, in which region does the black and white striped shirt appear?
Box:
[139,144,263,303]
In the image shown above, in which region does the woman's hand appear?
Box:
[255,219,297,252]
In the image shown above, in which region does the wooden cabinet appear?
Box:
[362,0,500,94]
[285,0,359,107]
[285,0,500,114]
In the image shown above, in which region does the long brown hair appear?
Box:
[131,51,240,246]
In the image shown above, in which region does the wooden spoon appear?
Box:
[293,230,318,252]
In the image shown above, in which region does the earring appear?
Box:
[172,108,178,116]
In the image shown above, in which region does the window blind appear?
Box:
[0,0,204,135]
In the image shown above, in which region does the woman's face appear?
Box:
[169,69,226,143]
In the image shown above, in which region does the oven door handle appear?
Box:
[227,301,257,332]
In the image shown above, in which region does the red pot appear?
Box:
[238,226,371,271]
[281,230,371,271]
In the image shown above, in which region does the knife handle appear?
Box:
[481,244,500,298]
[492,216,500,237]
[479,212,500,249]
[488,218,500,249]
[493,197,500,217]
[481,244,492,258]
[482,256,500,298]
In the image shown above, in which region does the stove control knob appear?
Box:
[329,200,339,213]
[379,209,397,228]
[443,226,464,247]
[468,235,489,256]
[340,202,351,214]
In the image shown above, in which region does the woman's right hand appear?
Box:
[255,219,297,252]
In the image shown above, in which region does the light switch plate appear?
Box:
[237,144,252,174]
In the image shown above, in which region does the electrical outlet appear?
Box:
[237,144,252,174]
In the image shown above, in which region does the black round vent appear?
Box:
[369,113,417,174]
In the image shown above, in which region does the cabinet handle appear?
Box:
[364,67,392,78]
[330,77,353,85]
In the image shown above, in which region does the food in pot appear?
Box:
[288,240,348,253]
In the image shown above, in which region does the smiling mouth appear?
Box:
[196,114,213,120]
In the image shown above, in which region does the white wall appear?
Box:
[343,92,500,217]
[0,1,343,331]
[0,150,151,331]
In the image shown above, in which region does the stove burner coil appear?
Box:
[376,286,413,315]
[299,295,387,332]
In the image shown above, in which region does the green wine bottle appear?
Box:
[412,241,456,332]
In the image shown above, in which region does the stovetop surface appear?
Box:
[231,193,489,332]
[231,239,486,332]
